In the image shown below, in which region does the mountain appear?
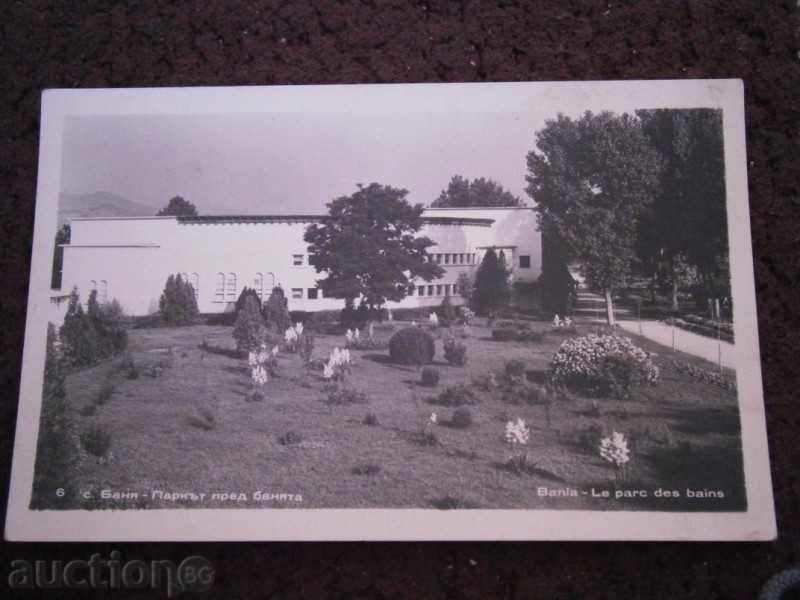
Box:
[58,192,156,226]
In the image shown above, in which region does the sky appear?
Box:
[58,87,674,215]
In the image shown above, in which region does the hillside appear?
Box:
[58,191,156,226]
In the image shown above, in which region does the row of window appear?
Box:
[408,282,461,298]
[428,253,477,266]
[214,272,275,303]
[89,280,108,303]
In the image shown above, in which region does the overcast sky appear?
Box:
[59,88,673,214]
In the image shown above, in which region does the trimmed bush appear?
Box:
[550,333,660,398]
[159,274,199,325]
[235,287,262,317]
[504,359,527,381]
[389,327,435,366]
[362,412,380,426]
[438,294,457,326]
[491,328,517,342]
[443,338,467,366]
[420,366,440,387]
[430,384,480,406]
[450,407,473,429]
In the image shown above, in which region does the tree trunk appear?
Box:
[604,289,615,326]
[671,280,680,313]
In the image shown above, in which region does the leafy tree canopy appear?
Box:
[526,111,661,322]
[304,183,444,310]
[157,196,198,217]
[432,175,523,208]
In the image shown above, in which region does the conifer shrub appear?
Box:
[388,327,435,365]
[158,274,199,326]
[30,324,79,508]
[263,286,291,333]
[450,407,474,429]
[235,287,262,317]
[438,294,457,326]
[59,288,101,367]
[232,295,266,356]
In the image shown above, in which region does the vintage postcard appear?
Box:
[6,80,775,541]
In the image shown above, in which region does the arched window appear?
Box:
[215,273,225,303]
[99,280,108,303]
[226,273,237,301]
[254,273,264,300]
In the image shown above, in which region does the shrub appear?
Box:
[87,294,129,356]
[420,367,440,387]
[31,324,79,508]
[117,353,139,379]
[351,463,381,476]
[389,327,435,365]
[491,328,517,342]
[363,412,380,426]
[443,338,467,366]
[340,302,373,329]
[430,384,480,406]
[94,381,116,406]
[450,407,473,429]
[159,274,199,325]
[550,334,659,398]
[278,431,303,446]
[389,307,433,322]
[456,272,474,309]
[504,359,527,381]
[501,381,551,405]
[263,286,291,333]
[438,294,457,326]
[233,295,267,356]
[325,386,369,405]
[297,331,315,364]
[81,425,112,457]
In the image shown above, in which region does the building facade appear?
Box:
[56,207,541,317]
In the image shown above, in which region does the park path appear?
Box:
[572,289,736,370]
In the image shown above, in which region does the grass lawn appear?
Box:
[51,318,745,511]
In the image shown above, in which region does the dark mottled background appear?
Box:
[1,1,798,598]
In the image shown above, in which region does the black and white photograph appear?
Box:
[5,81,774,541]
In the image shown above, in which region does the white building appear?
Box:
[55,206,541,317]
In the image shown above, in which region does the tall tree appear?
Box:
[472,248,511,316]
[51,223,70,289]
[304,183,444,311]
[157,196,198,217]
[432,175,523,207]
[636,109,729,309]
[526,111,661,324]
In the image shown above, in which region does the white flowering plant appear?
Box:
[599,430,631,480]
[504,417,535,474]
[549,333,659,397]
[322,346,352,382]
[247,342,278,400]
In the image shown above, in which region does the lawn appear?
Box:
[54,317,745,511]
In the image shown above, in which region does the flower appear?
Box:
[345,329,354,342]
[599,431,630,467]
[429,312,439,325]
[295,322,304,336]
[251,365,269,386]
[564,316,572,328]
[553,314,562,328]
[285,327,298,344]
[271,345,279,357]
[429,412,438,424]
[323,362,334,379]
[505,418,530,445]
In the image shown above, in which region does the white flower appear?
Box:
[345,329,354,342]
[323,362,334,379]
[387,309,393,322]
[354,328,361,341]
[429,412,438,424]
[599,431,630,467]
[564,316,572,328]
[429,313,439,325]
[295,322,303,335]
[271,345,279,357]
[553,314,562,328]
[285,327,298,343]
[505,418,530,445]
[251,365,269,386]
[248,351,258,367]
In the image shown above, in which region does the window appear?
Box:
[444,254,450,265]
[215,273,225,302]
[444,284,451,296]
[519,255,531,269]
[435,254,442,264]
[253,273,264,299]
[292,254,303,266]
[226,272,237,301]
[427,285,434,296]
[436,284,443,296]
[408,284,415,295]
[418,286,425,296]
[453,283,459,295]
[292,288,303,299]
[307,288,318,300]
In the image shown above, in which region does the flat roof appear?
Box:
[175,215,494,226]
